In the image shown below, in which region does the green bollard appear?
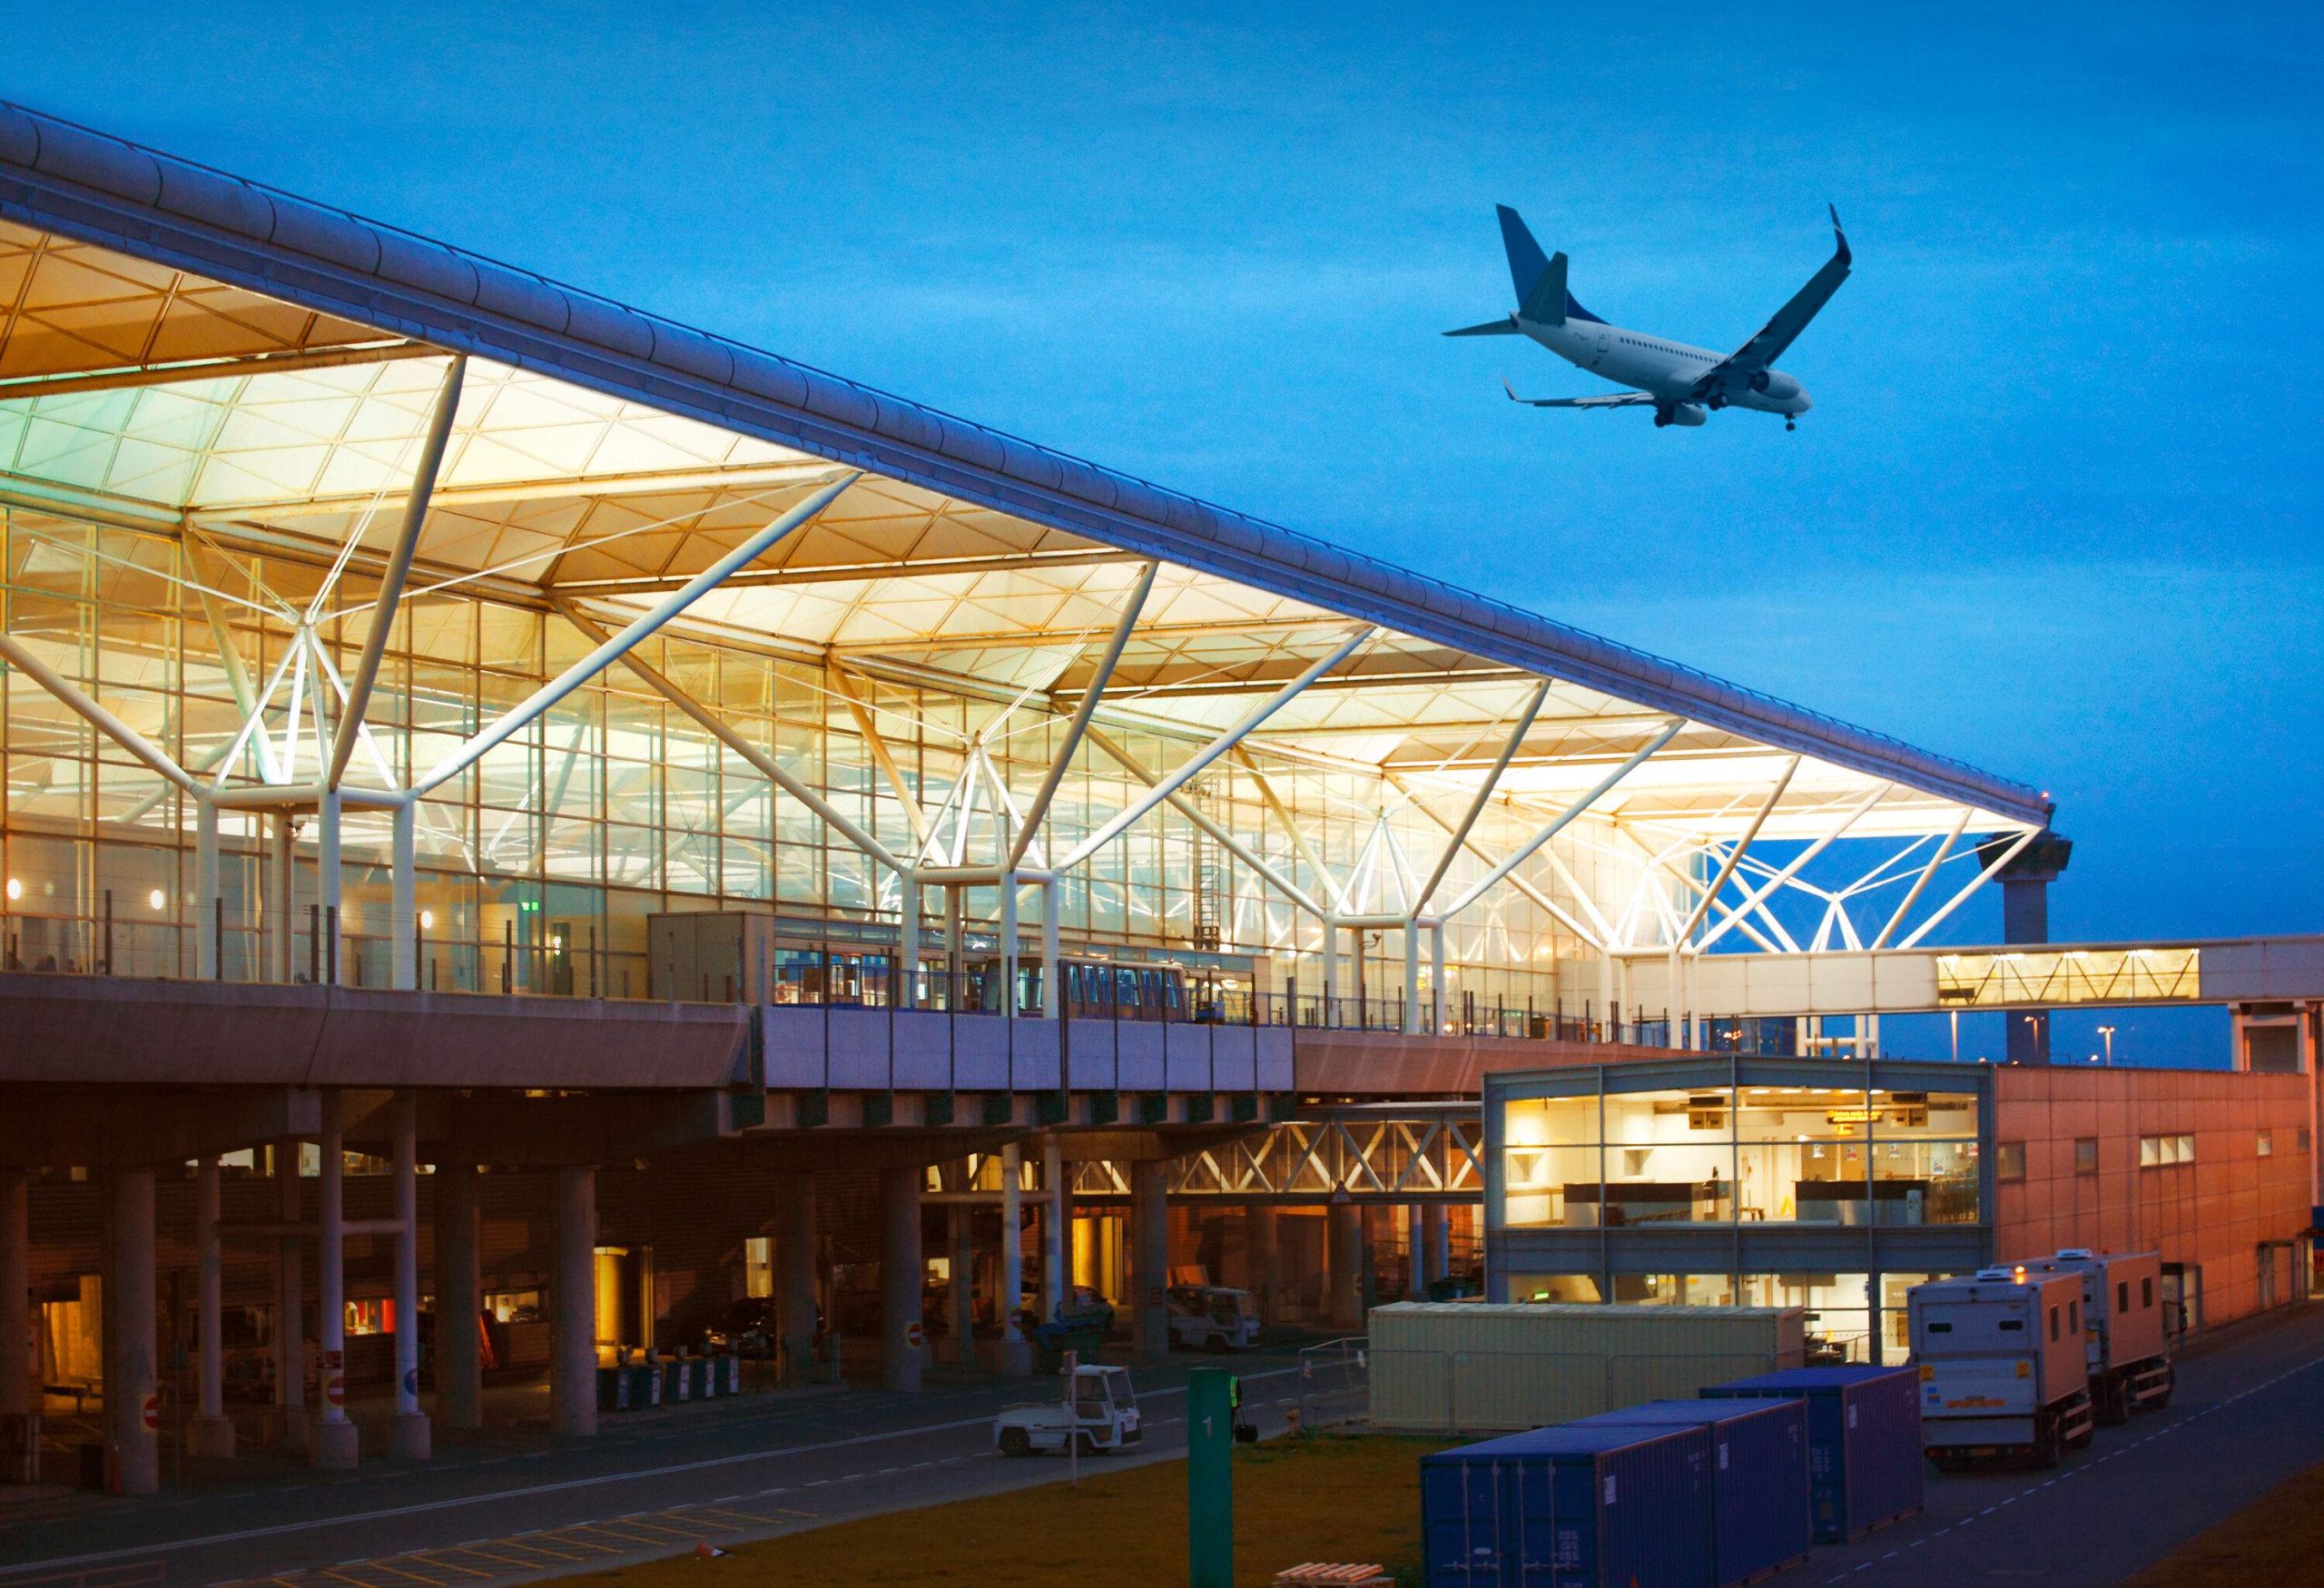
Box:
[1187,1367,1235,1588]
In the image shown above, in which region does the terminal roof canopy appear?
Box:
[0,102,2049,960]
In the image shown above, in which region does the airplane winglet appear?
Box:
[1828,203,1850,268]
[1501,376,1523,403]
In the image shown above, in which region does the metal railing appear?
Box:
[1290,1335,1371,1431]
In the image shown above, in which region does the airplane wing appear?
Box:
[1691,206,1851,398]
[1502,378,1654,409]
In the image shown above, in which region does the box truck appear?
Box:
[1907,1267,2093,1468]
[2025,1248,2173,1424]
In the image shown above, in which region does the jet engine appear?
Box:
[1748,370,1801,402]
[1652,402,1708,428]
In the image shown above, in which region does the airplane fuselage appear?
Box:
[1518,314,1812,417]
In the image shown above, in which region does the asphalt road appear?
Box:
[1807,1301,2324,1585]
[0,1350,1324,1587]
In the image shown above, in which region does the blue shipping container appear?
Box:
[1422,1423,1716,1588]
[1573,1399,1812,1588]
[1703,1366,1923,1543]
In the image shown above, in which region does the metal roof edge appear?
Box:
[0,100,2052,826]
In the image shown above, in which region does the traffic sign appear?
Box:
[140,1392,159,1432]
[905,1320,924,1349]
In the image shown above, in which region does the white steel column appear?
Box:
[389,1092,428,1458]
[1041,878,1060,1019]
[272,815,295,983]
[1403,918,1423,1034]
[1440,720,1685,921]
[999,1143,1029,1376]
[1041,1135,1066,1323]
[1321,918,1339,1026]
[1007,561,1156,872]
[1431,922,1446,1033]
[1000,876,1019,1017]
[390,804,417,991]
[194,799,221,980]
[899,874,921,1010]
[316,791,341,985]
[311,1091,358,1469]
[187,1158,234,1459]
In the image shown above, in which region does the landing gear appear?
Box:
[1785,419,1797,431]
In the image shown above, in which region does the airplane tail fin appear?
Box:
[1496,205,1567,326]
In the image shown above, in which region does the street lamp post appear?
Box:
[2098,1024,2116,1066]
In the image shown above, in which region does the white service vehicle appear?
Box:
[992,1364,1142,1456]
[1168,1285,1262,1352]
[1909,1266,2094,1469]
[2026,1248,2173,1423]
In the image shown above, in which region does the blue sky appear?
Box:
[10,4,2318,1062]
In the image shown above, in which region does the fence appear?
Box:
[1291,1336,1372,1432]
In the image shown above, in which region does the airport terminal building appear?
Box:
[0,102,2318,1490]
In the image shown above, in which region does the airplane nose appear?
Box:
[1796,392,1813,413]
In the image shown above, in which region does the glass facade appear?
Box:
[1501,1080,1983,1230]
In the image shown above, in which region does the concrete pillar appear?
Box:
[2,1172,32,1445]
[1131,1161,1169,1363]
[187,1158,235,1459]
[1247,1204,1279,1325]
[390,804,417,991]
[193,798,220,980]
[551,1166,597,1438]
[1422,1202,1450,1291]
[777,1171,818,1385]
[274,1138,307,1453]
[1041,1135,1067,1324]
[433,1162,481,1430]
[879,1167,923,1392]
[1404,1203,1427,1300]
[316,791,342,985]
[998,1144,1029,1376]
[898,875,920,1010]
[1327,1202,1362,1331]
[103,1170,159,1495]
[947,1206,973,1365]
[389,1092,428,1458]
[311,1091,358,1469]
[1040,877,1060,1018]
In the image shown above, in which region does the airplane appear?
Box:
[1446,205,1851,430]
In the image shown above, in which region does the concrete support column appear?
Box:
[104,1169,159,1495]
[1421,1203,1450,1291]
[1041,1135,1067,1325]
[311,1092,358,1469]
[1326,1202,1362,1332]
[1404,1203,1427,1299]
[187,1158,235,1459]
[390,804,417,991]
[316,791,341,985]
[947,1206,973,1365]
[389,1092,428,1458]
[879,1167,923,1392]
[1247,1204,1279,1325]
[2,1171,33,1429]
[1403,919,1423,1034]
[776,1172,818,1385]
[193,798,220,980]
[551,1166,598,1438]
[433,1163,481,1431]
[1131,1161,1169,1364]
[898,875,920,1010]
[274,1138,307,1452]
[999,1142,1029,1376]
[1040,877,1060,1018]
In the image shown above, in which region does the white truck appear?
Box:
[1909,1266,2094,1469]
[992,1365,1143,1456]
[1167,1285,1262,1352]
[2025,1248,2173,1424]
